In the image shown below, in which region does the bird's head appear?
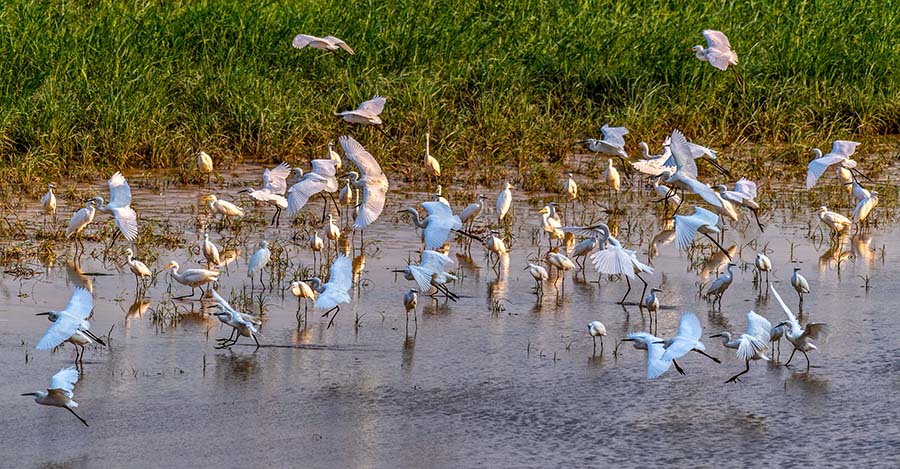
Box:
[775,320,790,329]
[537,206,550,215]
[125,248,134,257]
[408,288,418,293]
[36,311,59,322]
[714,184,727,192]
[816,206,828,213]
[728,262,737,267]
[476,194,486,201]
[793,267,801,272]
[709,332,728,339]
[48,183,56,189]
[650,288,663,293]
[164,261,178,270]
[691,45,704,53]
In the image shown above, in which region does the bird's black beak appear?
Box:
[652,340,665,344]
[391,270,406,273]
[21,393,37,396]
[238,189,250,194]
[709,333,723,338]
[35,312,50,316]
[620,338,634,342]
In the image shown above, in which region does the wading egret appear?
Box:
[326,214,342,244]
[716,178,764,231]
[41,183,57,221]
[400,201,463,250]
[424,132,441,181]
[335,96,387,136]
[241,162,291,226]
[459,194,487,235]
[769,321,788,361]
[326,140,342,168]
[705,263,736,309]
[674,206,732,260]
[22,367,88,427]
[292,34,354,56]
[286,159,340,219]
[790,267,810,307]
[92,172,138,243]
[692,30,742,85]
[852,190,878,225]
[403,288,418,328]
[308,255,353,328]
[125,248,152,292]
[545,250,576,291]
[496,182,513,222]
[340,135,389,230]
[644,288,661,331]
[35,287,105,363]
[710,311,771,383]
[771,285,830,370]
[164,261,220,298]
[816,206,851,235]
[755,253,772,286]
[588,321,607,356]
[564,173,578,200]
[248,241,271,289]
[524,263,549,295]
[202,233,221,268]
[210,289,261,349]
[806,141,861,189]
[204,195,244,225]
[590,235,653,304]
[309,232,324,268]
[290,280,317,324]
[620,332,676,379]
[538,205,564,248]
[65,199,97,250]
[605,160,621,193]
[198,151,213,184]
[569,236,598,272]
[395,250,458,301]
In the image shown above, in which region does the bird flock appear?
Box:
[20,29,883,428]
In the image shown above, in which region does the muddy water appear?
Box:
[1,168,899,467]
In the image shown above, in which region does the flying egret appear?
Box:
[210,289,261,349]
[632,142,673,177]
[692,29,742,86]
[22,367,88,427]
[309,232,324,269]
[292,34,354,56]
[91,172,139,246]
[41,183,57,229]
[241,162,291,226]
[620,332,677,379]
[197,151,213,184]
[576,124,630,174]
[715,178,764,231]
[424,132,441,183]
[335,96,388,137]
[643,288,661,331]
[201,233,221,269]
[307,255,353,328]
[590,234,653,304]
[771,285,830,370]
[658,130,727,216]
[340,135,389,230]
[538,205,564,248]
[395,250,458,301]
[496,181,513,223]
[674,206,732,260]
[790,267,810,308]
[248,241,271,290]
[286,159,340,220]
[852,190,878,225]
[524,263,549,295]
[816,206,851,235]
[124,248,152,292]
[35,287,105,363]
[204,195,245,226]
[755,253,772,286]
[806,141,863,189]
[400,201,463,250]
[65,199,97,251]
[710,311,771,383]
[659,312,721,367]
[661,135,731,177]
[705,263,736,309]
[290,280,317,324]
[403,288,418,330]
[164,261,220,298]
[605,160,621,194]
[588,321,607,356]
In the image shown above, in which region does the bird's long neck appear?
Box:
[309,278,323,292]
[406,209,427,228]
[425,133,430,162]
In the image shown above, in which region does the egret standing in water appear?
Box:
[204,195,244,226]
[710,311,771,383]
[65,199,97,252]
[771,286,830,370]
[643,288,661,332]
[35,287,105,364]
[588,321,607,356]
[335,96,388,137]
[125,248,152,293]
[290,280,317,325]
[201,233,221,269]
[403,288,418,331]
[41,183,57,229]
[22,367,88,427]
[705,263,736,310]
[524,263,548,296]
[605,159,621,197]
[197,151,213,185]
[816,206,851,235]
[496,181,513,223]
[545,250,576,293]
[424,132,441,184]
[309,232,324,269]
[791,267,810,310]
[755,253,772,287]
[692,30,742,86]
[164,260,220,298]
[852,190,878,226]
[248,241,271,290]
[92,172,139,245]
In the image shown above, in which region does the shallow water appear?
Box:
[1,167,899,467]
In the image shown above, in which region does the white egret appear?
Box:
[769,322,788,361]
[816,206,851,235]
[197,151,213,184]
[545,250,576,291]
[241,162,291,226]
[91,172,138,245]
[290,280,317,324]
[620,332,677,379]
[659,313,720,369]
[755,253,772,286]
[715,178,764,231]
[653,176,681,209]
[125,248,152,292]
[851,178,870,202]
[286,159,340,220]
[65,199,97,250]
[806,141,862,189]
[771,285,831,370]
[563,173,578,200]
[705,262,736,309]
[309,232,324,268]
[326,140,342,168]
[658,130,728,215]
[335,96,388,136]
[576,124,630,173]
[632,142,673,177]
[403,288,418,329]
[35,287,105,363]
[524,263,549,295]
[41,183,57,228]
[339,135,389,230]
[485,230,508,269]
[790,267,810,307]
[588,321,607,356]
[338,178,354,224]
[164,260,220,298]
[496,181,513,222]
[395,250,458,301]
[248,241,271,290]
[307,255,353,328]
[201,233,221,268]
[22,367,88,427]
[424,132,441,182]
[326,214,342,246]
[292,34,354,56]
[692,30,742,85]
[459,194,487,233]
[204,195,245,225]
[538,205,564,248]
[400,202,463,250]
[643,288,661,331]
[210,289,261,349]
[569,236,598,272]
[590,234,653,304]
[710,311,771,383]
[852,190,878,225]
[661,135,730,177]
[674,206,732,259]
[605,159,621,193]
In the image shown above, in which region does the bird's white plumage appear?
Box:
[340,136,389,229]
[668,129,699,178]
[674,206,720,251]
[600,124,628,148]
[286,159,339,216]
[37,288,94,350]
[292,34,354,54]
[420,201,462,250]
[262,163,291,195]
[661,313,704,361]
[315,255,353,310]
[627,332,672,379]
[746,311,772,343]
[49,367,79,398]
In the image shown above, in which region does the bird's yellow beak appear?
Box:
[163,262,176,269]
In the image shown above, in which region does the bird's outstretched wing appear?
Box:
[662,313,703,361]
[734,178,757,198]
[323,35,354,54]
[591,246,635,278]
[310,159,339,179]
[107,172,132,208]
[806,155,845,189]
[668,129,698,178]
[292,34,321,49]
[211,289,235,314]
[328,255,353,292]
[736,334,767,361]
[746,311,772,342]
[769,285,800,332]
[830,140,860,158]
[263,163,291,195]
[420,250,455,274]
[36,315,82,350]
[112,207,139,241]
[703,30,732,51]
[674,207,719,251]
[562,224,610,241]
[287,178,330,215]
[340,136,389,229]
[421,202,462,249]
[802,323,831,342]
[62,288,93,320]
[647,341,672,379]
[357,96,386,116]
[49,366,79,398]
[600,124,628,147]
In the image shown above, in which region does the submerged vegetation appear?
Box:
[1,0,899,186]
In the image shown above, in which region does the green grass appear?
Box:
[1,0,899,186]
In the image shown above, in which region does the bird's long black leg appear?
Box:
[751,208,765,232]
[725,360,750,383]
[636,273,648,308]
[252,333,260,349]
[66,407,89,427]
[672,359,685,375]
[784,347,797,367]
[693,349,721,364]
[618,276,631,304]
[701,231,732,260]
[327,306,340,329]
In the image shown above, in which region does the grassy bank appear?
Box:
[1,0,899,188]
